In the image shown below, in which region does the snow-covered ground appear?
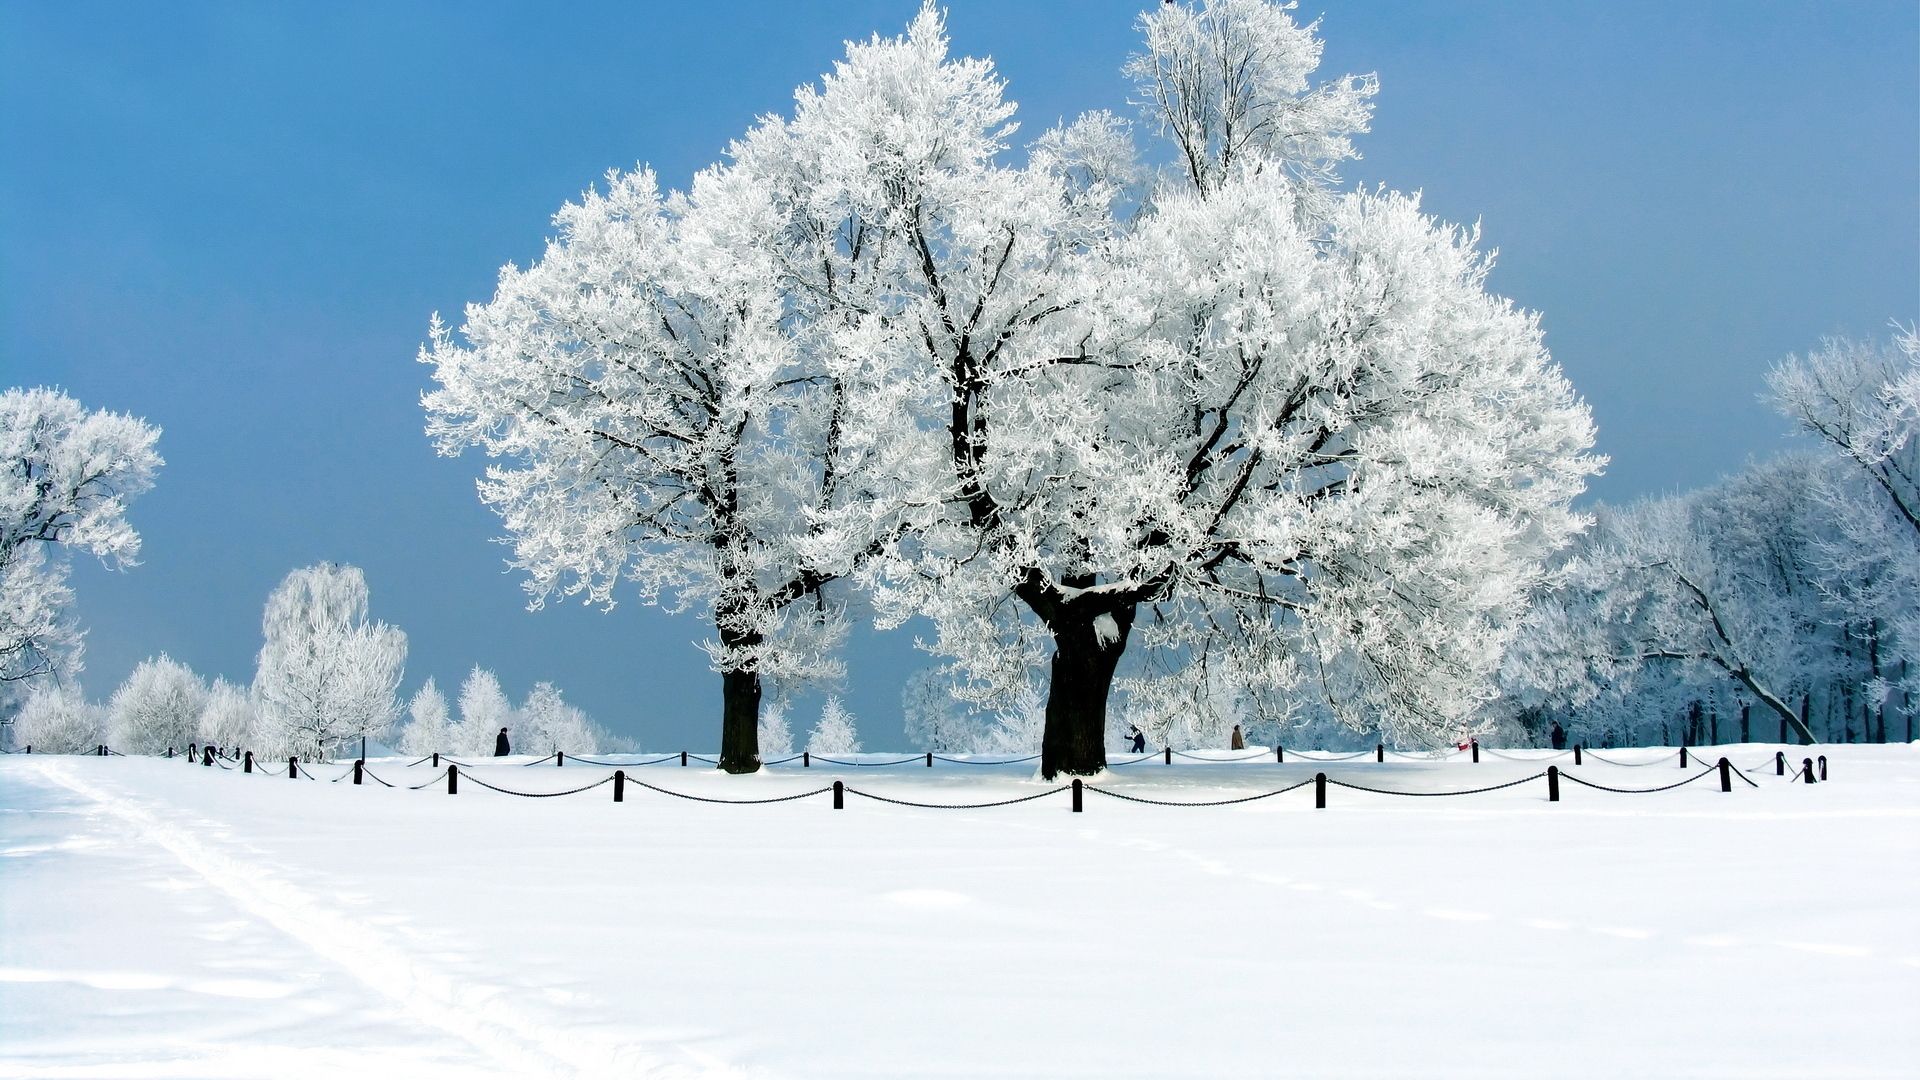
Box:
[2,744,1914,1078]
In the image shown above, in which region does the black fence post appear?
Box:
[1547,765,1560,802]
[188,742,197,762]
[1717,757,1731,793]
[167,747,174,759]
[353,759,364,785]
[681,750,688,767]
[803,751,810,767]
[244,751,254,774]
[557,750,565,768]
[1071,778,1083,813]
[1276,745,1284,763]
[202,747,213,766]
[1573,744,1583,766]
[289,757,298,780]
[1470,739,1479,763]
[613,770,625,802]
[1314,771,1327,809]
[448,764,460,794]
[1679,747,1689,769]
[1376,743,1385,762]
[1817,754,1827,781]
[1801,758,1816,785]
[98,744,106,757]
[432,751,440,767]
[926,752,933,768]
[1775,750,1786,776]
[832,779,844,810]
[1164,746,1172,765]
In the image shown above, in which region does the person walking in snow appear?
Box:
[495,727,511,757]
[1549,721,1567,751]
[1230,724,1246,751]
[1127,724,1147,754]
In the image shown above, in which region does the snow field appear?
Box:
[2,745,1915,1078]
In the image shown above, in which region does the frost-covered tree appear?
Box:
[198,678,255,751]
[453,666,513,754]
[12,682,102,754]
[109,654,207,755]
[421,125,921,773]
[757,700,794,759]
[252,563,407,760]
[805,694,861,755]
[0,388,162,713]
[516,681,599,754]
[901,669,978,753]
[1125,0,1377,209]
[763,5,1600,775]
[1506,458,1833,744]
[398,677,451,756]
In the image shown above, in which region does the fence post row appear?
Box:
[613,770,625,802]
[1071,778,1083,813]
[1547,765,1560,802]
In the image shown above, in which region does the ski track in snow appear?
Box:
[30,760,754,1080]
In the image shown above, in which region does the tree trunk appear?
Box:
[718,667,762,774]
[1039,608,1133,780]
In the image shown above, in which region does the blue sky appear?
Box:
[3,1,1915,748]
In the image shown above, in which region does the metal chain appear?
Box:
[460,772,617,798]
[1557,769,1717,794]
[622,780,835,805]
[1482,748,1573,762]
[930,754,1043,765]
[1281,749,1373,761]
[844,785,1070,809]
[1083,778,1315,807]
[1325,772,1548,797]
[407,768,452,791]
[1170,749,1276,763]
[806,755,927,768]
[1582,750,1683,768]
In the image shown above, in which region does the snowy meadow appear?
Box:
[3,744,1915,1078]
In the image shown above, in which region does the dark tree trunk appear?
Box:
[1038,606,1134,780]
[718,667,762,774]
[1740,703,1750,744]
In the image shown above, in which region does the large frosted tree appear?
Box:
[748,3,1599,776]
[252,563,407,760]
[0,387,162,714]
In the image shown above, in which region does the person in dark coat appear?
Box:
[1549,721,1567,751]
[495,728,511,756]
[1230,724,1246,751]
[1127,724,1147,754]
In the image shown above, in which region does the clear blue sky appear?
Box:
[4,1,1915,749]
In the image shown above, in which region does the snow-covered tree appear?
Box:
[252,563,407,760]
[901,669,979,753]
[453,666,513,754]
[108,654,207,755]
[516,681,598,754]
[420,119,922,773]
[805,694,861,755]
[758,5,1599,775]
[0,387,162,713]
[1125,0,1377,210]
[12,682,103,753]
[198,678,255,751]
[757,700,794,759]
[398,677,451,756]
